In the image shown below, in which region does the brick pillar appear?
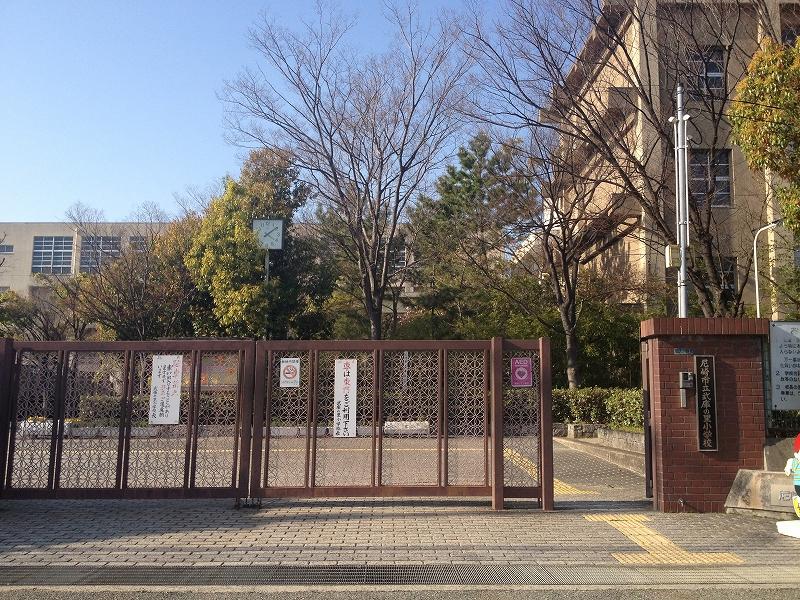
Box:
[641,318,768,513]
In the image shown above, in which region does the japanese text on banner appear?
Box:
[334,358,357,438]
[149,355,183,425]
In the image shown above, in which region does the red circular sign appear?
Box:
[282,364,298,379]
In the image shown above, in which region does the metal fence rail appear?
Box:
[0,337,553,510]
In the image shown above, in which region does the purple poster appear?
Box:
[511,357,533,388]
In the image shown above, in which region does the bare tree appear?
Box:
[463,0,772,317]
[223,5,467,338]
[523,135,643,387]
[43,204,198,340]
[0,287,90,341]
[0,234,7,272]
[430,131,643,387]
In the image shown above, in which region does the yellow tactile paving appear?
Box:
[503,448,597,496]
[584,513,744,565]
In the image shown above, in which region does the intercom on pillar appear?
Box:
[679,371,694,408]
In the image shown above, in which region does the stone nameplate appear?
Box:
[694,355,718,452]
[770,483,796,507]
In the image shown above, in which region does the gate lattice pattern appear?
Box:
[1,338,552,509]
[10,351,59,489]
[265,350,310,488]
[381,350,440,486]
[447,350,488,487]
[60,351,125,489]
[502,351,541,488]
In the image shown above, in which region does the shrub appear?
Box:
[552,387,642,430]
[77,395,149,427]
[606,388,644,429]
[76,392,237,427]
[552,389,571,423]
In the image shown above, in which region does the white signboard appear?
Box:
[334,358,357,438]
[149,355,183,425]
[770,322,800,410]
[279,357,301,388]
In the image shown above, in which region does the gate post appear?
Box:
[641,318,769,512]
[490,337,504,510]
[0,339,13,493]
[539,338,554,511]
[238,340,257,502]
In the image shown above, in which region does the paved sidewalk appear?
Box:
[0,444,796,589]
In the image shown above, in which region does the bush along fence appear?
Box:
[552,388,643,430]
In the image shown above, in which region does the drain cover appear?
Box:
[0,564,555,586]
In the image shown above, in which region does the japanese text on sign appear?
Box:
[769,322,800,410]
[149,355,183,425]
[334,358,357,438]
[511,357,533,388]
[694,355,718,452]
[279,357,301,388]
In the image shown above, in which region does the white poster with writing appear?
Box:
[279,357,301,388]
[149,355,183,425]
[334,358,357,438]
[770,321,800,410]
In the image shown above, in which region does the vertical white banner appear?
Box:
[334,358,357,438]
[770,322,800,410]
[149,355,183,425]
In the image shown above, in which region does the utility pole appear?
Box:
[669,85,691,318]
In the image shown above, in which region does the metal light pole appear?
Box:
[753,219,783,318]
[669,86,691,317]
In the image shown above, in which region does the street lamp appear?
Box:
[753,218,783,319]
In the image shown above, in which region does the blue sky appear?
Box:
[0,1,468,221]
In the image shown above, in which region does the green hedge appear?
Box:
[553,387,643,430]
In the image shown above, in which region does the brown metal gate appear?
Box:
[0,337,552,509]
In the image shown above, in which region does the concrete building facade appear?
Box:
[0,222,153,296]
[549,0,800,317]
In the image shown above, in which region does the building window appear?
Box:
[783,25,799,45]
[687,47,726,98]
[31,236,73,274]
[0,245,13,253]
[782,6,800,45]
[389,243,407,276]
[80,236,121,273]
[129,235,147,252]
[719,256,738,296]
[689,149,731,207]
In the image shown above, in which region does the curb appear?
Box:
[554,437,645,476]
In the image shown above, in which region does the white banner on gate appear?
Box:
[149,355,183,425]
[334,358,357,438]
[770,322,800,410]
[279,357,301,388]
